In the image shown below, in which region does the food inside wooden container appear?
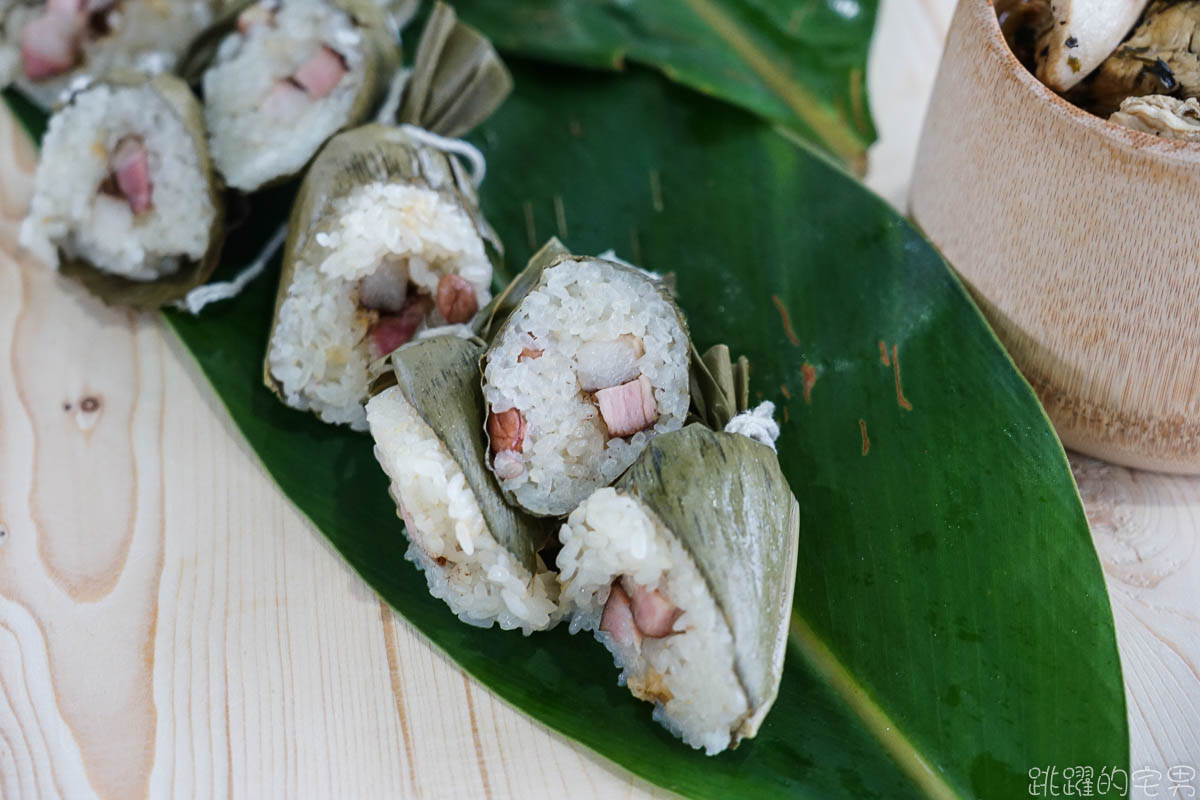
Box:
[997,0,1200,139]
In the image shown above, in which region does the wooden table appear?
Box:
[2,1,1197,796]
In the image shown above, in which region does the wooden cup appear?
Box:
[910,0,1200,473]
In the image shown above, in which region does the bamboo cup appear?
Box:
[910,0,1200,473]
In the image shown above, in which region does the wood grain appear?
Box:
[909,0,1200,474]
[1072,457,1200,772]
[0,0,1196,796]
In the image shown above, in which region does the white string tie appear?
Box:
[375,67,411,125]
[724,402,781,450]
[173,224,287,315]
[399,123,487,187]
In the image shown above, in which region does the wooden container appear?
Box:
[910,0,1200,473]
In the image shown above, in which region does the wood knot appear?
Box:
[68,394,104,432]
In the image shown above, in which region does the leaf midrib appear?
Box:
[679,0,868,172]
[788,613,963,800]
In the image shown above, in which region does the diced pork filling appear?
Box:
[600,578,682,648]
[357,259,479,358]
[436,273,478,323]
[359,254,426,356]
[20,0,118,80]
[368,296,429,357]
[595,375,658,438]
[358,256,409,311]
[21,6,80,79]
[261,45,348,119]
[600,583,641,648]
[291,45,345,99]
[492,449,524,481]
[107,135,152,215]
[573,335,658,439]
[629,581,683,637]
[486,407,526,454]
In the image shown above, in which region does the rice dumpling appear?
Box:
[557,423,799,754]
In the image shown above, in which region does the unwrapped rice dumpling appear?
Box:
[264,122,499,429]
[19,70,224,308]
[480,255,691,517]
[0,0,221,109]
[198,0,401,191]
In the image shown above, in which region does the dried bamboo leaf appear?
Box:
[703,343,735,418]
[689,342,749,429]
[397,0,512,138]
[388,334,552,571]
[614,424,800,743]
[473,236,571,341]
[732,354,750,413]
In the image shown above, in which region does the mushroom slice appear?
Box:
[1034,0,1151,92]
[1110,94,1200,138]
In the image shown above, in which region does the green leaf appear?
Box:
[5,58,1127,798]
[453,0,878,171]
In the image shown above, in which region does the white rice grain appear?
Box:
[266,181,491,429]
[557,487,751,755]
[203,0,365,191]
[482,261,689,516]
[367,386,560,634]
[19,82,214,280]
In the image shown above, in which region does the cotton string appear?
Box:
[173,224,288,315]
[375,67,411,125]
[724,402,781,450]
[398,123,488,187]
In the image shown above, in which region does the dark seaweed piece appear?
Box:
[1149,56,1178,90]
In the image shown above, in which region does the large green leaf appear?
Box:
[5,58,1127,799]
[454,0,878,170]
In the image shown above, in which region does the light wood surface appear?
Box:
[909,0,1200,474]
[0,2,1196,797]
